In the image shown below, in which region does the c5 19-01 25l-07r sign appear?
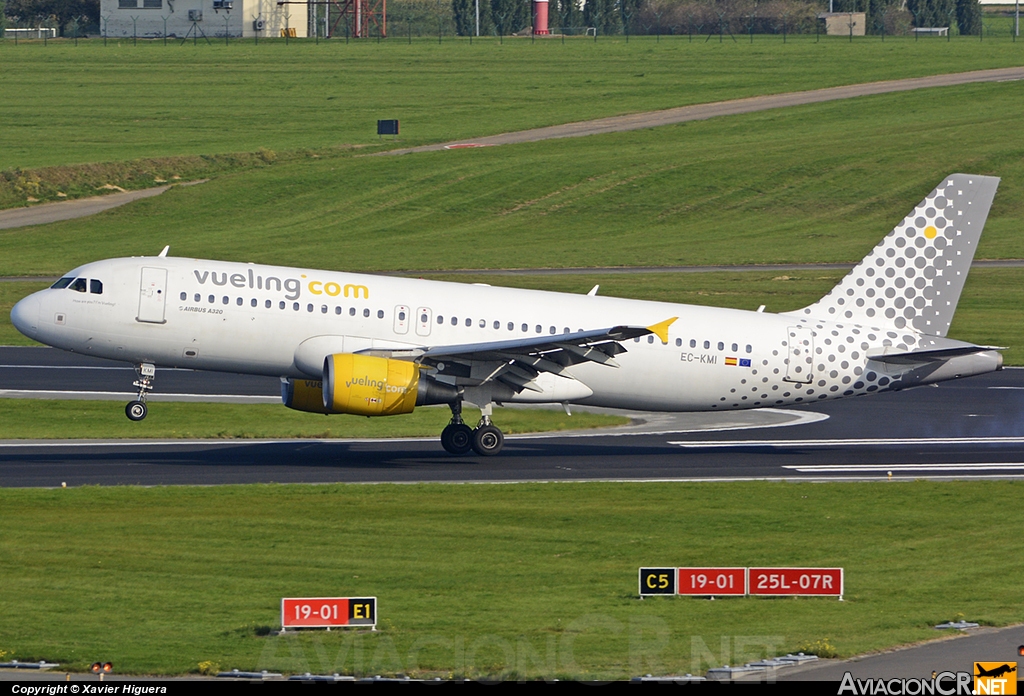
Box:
[10,174,1003,457]
[281,597,376,630]
[639,567,843,599]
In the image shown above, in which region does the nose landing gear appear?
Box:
[125,362,155,421]
[440,400,504,456]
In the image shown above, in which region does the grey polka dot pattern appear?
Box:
[793,174,1000,337]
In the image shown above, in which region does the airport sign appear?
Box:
[638,568,676,596]
[677,567,747,596]
[281,597,377,629]
[748,568,843,597]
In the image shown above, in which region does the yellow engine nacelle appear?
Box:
[282,354,459,416]
[324,353,420,416]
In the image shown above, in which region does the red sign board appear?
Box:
[677,568,747,596]
[748,568,843,596]
[281,597,376,629]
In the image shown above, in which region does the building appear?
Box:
[100,0,308,39]
[817,12,866,36]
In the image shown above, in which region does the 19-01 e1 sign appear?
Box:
[281,597,377,629]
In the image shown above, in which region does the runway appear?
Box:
[1,348,1023,488]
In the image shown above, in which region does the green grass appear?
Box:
[0,400,625,439]
[3,80,1024,277]
[1,37,1024,171]
[0,481,1021,677]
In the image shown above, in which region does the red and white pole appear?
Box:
[533,0,549,35]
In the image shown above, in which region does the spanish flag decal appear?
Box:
[725,357,738,366]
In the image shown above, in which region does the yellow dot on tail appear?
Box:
[924,226,937,239]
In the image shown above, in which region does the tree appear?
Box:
[5,0,98,36]
[955,0,981,34]
[1,0,7,33]
[906,0,954,27]
[583,0,619,34]
[490,0,527,34]
[554,0,583,33]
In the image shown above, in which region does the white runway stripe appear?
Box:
[669,437,1024,448]
[784,463,1024,472]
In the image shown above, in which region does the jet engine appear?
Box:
[282,354,457,416]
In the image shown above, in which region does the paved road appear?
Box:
[0,186,172,230]
[2,346,1023,486]
[381,66,1024,156]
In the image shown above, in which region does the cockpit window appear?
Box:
[69,278,88,293]
[51,277,74,289]
[90,279,103,295]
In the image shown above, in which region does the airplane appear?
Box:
[9,173,1003,456]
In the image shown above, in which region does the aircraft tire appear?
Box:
[471,425,504,456]
[125,400,148,421]
[441,423,474,455]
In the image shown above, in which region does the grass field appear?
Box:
[2,38,1024,172]
[1,481,1021,678]
[0,400,625,439]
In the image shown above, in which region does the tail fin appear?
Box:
[791,173,999,336]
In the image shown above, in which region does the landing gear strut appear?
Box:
[440,400,505,456]
[125,362,155,421]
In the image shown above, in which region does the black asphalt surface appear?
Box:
[2,347,1023,488]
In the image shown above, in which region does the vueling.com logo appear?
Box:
[193,269,369,302]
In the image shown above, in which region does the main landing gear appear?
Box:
[440,401,504,456]
[125,362,155,421]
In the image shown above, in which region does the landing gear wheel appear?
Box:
[441,423,474,455]
[472,424,504,456]
[125,400,148,421]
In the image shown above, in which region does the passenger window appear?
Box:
[70,278,87,293]
[90,280,103,294]
[279,301,286,310]
[308,304,314,313]
[209,295,215,304]
[648,335,654,343]
[195,294,201,302]
[437,315,444,324]
[465,318,472,327]
[704,340,710,349]
[452,317,458,326]
[293,302,300,311]
[378,310,384,319]
[746,345,752,353]
[350,307,356,316]
[690,339,697,348]
[535,325,542,334]
[180,292,187,301]
[50,277,74,289]
[522,323,528,332]
[508,322,514,331]
[335,306,342,315]
[237,298,244,306]
[266,300,272,309]
[494,321,500,330]
[251,299,258,308]
[549,326,556,334]
[399,311,407,321]
[732,343,738,352]
[717,342,724,351]
[222,296,229,305]
[675,338,682,347]
[322,305,328,314]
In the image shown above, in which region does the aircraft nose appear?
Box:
[10,293,41,339]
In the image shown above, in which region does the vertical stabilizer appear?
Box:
[790,173,999,336]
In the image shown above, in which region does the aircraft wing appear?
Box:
[361,318,676,394]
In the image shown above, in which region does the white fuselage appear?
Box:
[11,256,1001,413]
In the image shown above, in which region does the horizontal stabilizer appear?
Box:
[867,344,1002,365]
